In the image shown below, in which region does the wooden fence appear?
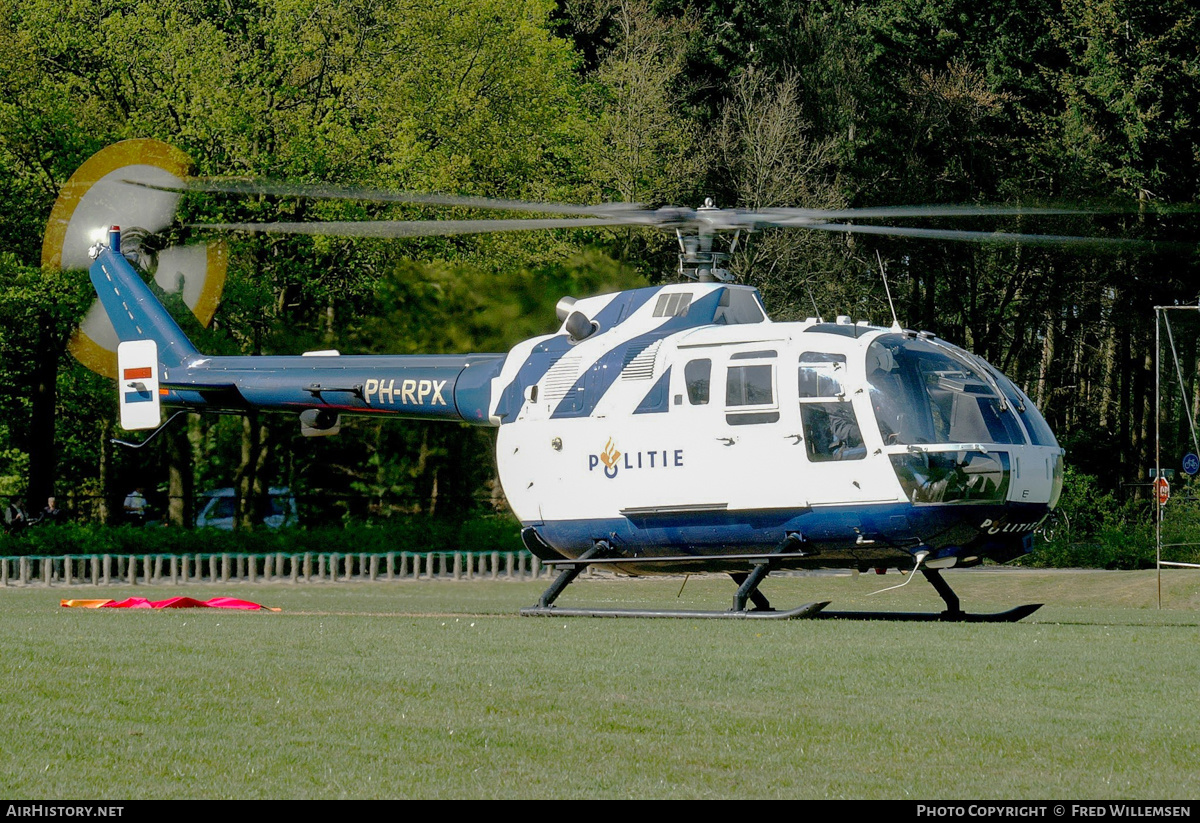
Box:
[0,550,554,587]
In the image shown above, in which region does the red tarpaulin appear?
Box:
[61,597,279,611]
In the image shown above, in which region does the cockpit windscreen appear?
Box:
[866,335,1026,446]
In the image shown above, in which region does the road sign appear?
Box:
[1156,476,1171,506]
[1184,453,1200,476]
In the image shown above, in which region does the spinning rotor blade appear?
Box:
[796,221,1146,248]
[141,178,1137,222]
[192,208,1145,248]
[190,217,629,237]
[128,178,647,218]
[751,204,1100,222]
[46,139,227,378]
[133,172,1170,248]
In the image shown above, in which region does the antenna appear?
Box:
[805,282,822,323]
[877,251,902,332]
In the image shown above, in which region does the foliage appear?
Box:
[1021,465,1200,569]
[0,0,1198,535]
[0,514,525,557]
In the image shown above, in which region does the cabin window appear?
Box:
[797,353,865,461]
[797,351,845,398]
[725,362,779,425]
[726,365,773,406]
[685,359,711,405]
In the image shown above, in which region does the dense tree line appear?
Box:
[0,0,1197,528]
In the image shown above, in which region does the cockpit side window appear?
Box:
[798,352,865,461]
[685,358,711,405]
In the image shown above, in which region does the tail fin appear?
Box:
[88,227,200,371]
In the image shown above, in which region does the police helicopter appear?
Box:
[55,139,1097,622]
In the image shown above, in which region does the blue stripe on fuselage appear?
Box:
[633,366,672,414]
[528,500,1050,565]
[494,287,663,422]
[551,289,724,419]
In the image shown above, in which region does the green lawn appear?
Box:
[3,569,1198,799]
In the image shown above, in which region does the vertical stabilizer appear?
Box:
[89,228,200,371]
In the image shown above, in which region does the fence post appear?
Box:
[169,555,178,585]
[1,557,8,587]
[19,556,29,585]
[127,556,136,586]
[102,555,111,585]
[303,552,312,582]
[369,554,379,581]
[144,555,153,584]
[247,554,256,584]
[453,552,462,580]
[386,552,395,580]
[63,555,72,586]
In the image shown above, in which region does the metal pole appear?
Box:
[1155,308,1161,609]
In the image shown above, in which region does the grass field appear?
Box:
[3,568,1198,799]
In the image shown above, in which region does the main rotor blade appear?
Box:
[800,221,1147,248]
[188,217,630,237]
[751,205,1100,222]
[127,176,1193,228]
[127,178,646,218]
[191,213,1170,248]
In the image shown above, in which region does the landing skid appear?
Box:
[523,544,1043,623]
[813,568,1043,622]
[813,603,1042,623]
[520,601,830,620]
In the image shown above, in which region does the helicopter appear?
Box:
[57,139,1096,622]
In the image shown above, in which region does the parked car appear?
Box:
[195,487,298,530]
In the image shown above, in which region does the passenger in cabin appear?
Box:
[826,403,864,458]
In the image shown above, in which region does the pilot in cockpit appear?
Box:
[867,343,906,443]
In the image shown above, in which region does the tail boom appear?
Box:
[89,233,504,427]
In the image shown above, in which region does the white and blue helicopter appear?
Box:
[60,140,1086,622]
